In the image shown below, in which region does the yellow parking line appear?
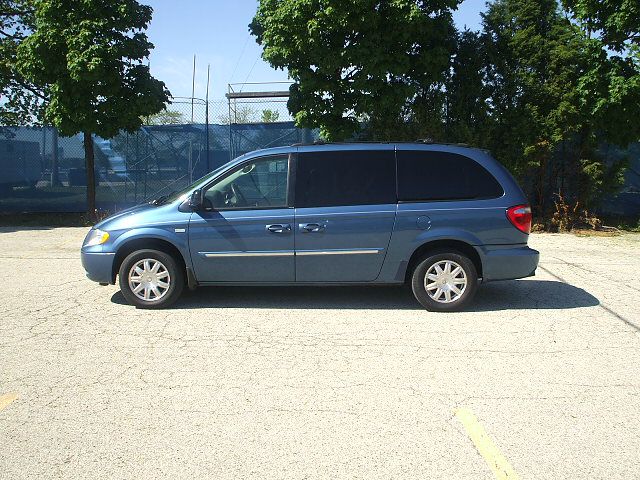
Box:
[454,407,520,480]
[0,392,18,412]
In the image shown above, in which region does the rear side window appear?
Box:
[397,150,504,201]
[296,150,396,207]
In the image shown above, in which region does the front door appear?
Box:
[189,155,294,283]
[294,148,397,282]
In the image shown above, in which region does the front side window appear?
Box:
[295,150,396,208]
[203,155,289,210]
[397,150,504,202]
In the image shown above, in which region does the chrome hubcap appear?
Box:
[424,260,467,304]
[128,259,171,302]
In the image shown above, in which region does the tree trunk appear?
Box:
[51,127,60,187]
[83,131,96,218]
[537,154,547,217]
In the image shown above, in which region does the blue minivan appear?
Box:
[81,143,539,311]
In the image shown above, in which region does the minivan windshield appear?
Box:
[149,160,237,205]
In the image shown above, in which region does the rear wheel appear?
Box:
[411,251,478,312]
[118,249,184,309]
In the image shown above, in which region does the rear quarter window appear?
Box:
[397,150,504,202]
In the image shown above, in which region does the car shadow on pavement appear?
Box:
[111,279,599,311]
[471,280,599,311]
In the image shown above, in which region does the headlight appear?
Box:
[84,229,110,247]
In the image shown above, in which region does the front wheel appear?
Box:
[411,252,478,312]
[119,249,184,309]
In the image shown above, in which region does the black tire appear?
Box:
[411,251,478,312]
[118,249,184,309]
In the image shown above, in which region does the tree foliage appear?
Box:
[15,0,170,214]
[252,0,639,214]
[444,29,487,146]
[480,0,588,211]
[0,0,45,125]
[16,0,169,138]
[251,0,461,140]
[261,108,280,123]
[562,0,639,52]
[469,0,639,211]
[145,109,185,126]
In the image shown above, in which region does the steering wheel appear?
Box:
[231,183,248,206]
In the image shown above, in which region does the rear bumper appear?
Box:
[81,250,115,284]
[478,244,539,282]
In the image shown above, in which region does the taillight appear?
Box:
[506,205,532,234]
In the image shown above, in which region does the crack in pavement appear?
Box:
[538,265,640,333]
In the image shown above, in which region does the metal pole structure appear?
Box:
[225,83,292,158]
[228,84,233,161]
[189,55,196,183]
[41,126,47,184]
[144,129,148,200]
[205,63,211,172]
[191,55,196,123]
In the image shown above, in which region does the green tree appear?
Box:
[16,0,169,216]
[220,105,259,125]
[561,0,640,144]
[251,0,461,140]
[560,0,640,206]
[480,0,588,214]
[568,45,639,206]
[476,0,639,212]
[562,0,639,52]
[145,109,185,126]
[0,0,46,125]
[261,109,280,123]
[445,29,489,146]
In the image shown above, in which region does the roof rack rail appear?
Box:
[415,139,472,147]
[291,140,475,147]
[291,140,398,146]
[291,140,327,146]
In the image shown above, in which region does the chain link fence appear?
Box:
[0,97,318,213]
[1,96,637,216]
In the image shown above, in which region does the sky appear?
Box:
[144,0,486,101]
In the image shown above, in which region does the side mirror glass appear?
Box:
[189,189,202,210]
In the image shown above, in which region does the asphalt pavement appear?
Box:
[1,227,639,479]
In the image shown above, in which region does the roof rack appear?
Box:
[415,139,472,147]
[291,140,392,146]
[291,140,473,148]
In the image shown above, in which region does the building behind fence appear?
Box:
[0,97,318,213]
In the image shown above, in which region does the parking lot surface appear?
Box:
[1,227,639,479]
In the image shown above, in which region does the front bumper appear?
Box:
[478,244,540,282]
[81,250,116,284]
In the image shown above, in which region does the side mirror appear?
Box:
[189,189,203,210]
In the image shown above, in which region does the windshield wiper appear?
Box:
[151,192,174,205]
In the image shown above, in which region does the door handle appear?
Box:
[266,224,291,233]
[299,223,326,233]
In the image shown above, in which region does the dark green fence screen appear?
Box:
[0,121,317,213]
